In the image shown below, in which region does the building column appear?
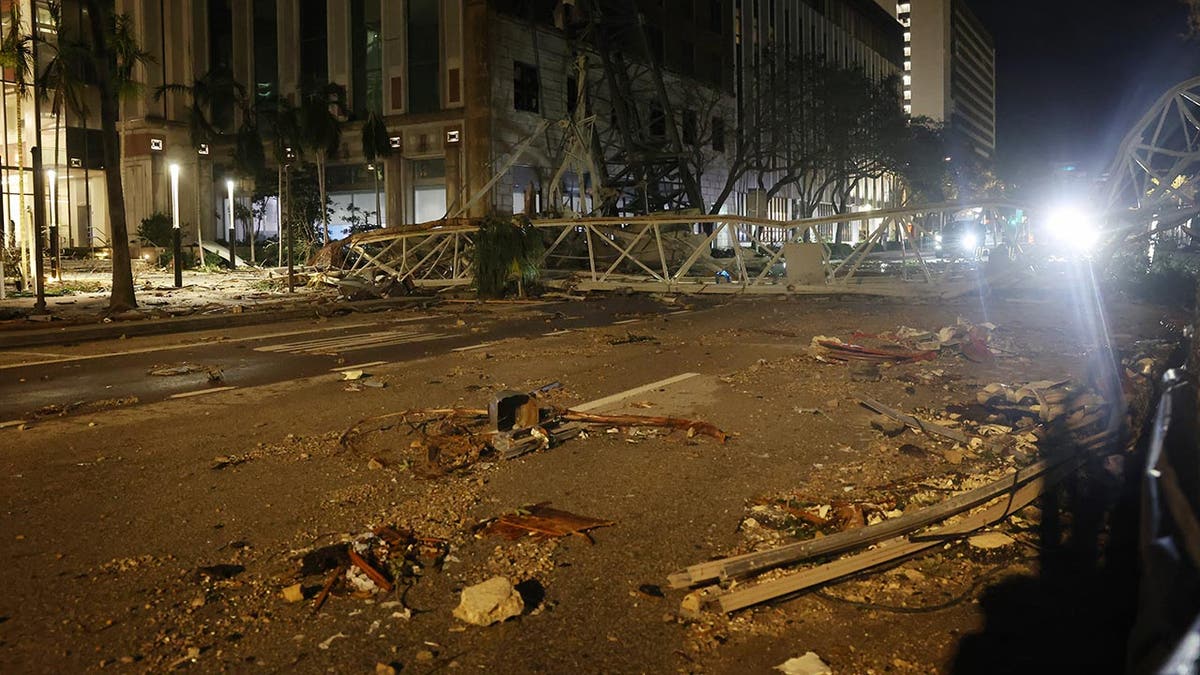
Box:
[231,0,253,129]
[327,0,352,93]
[462,0,490,218]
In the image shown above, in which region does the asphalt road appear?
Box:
[0,296,696,424]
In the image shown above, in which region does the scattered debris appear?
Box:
[453,576,524,626]
[482,503,615,542]
[609,333,657,345]
[317,632,348,650]
[281,583,304,603]
[860,398,969,444]
[968,532,1016,550]
[342,370,365,381]
[810,335,936,364]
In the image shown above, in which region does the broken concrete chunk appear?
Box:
[281,583,304,603]
[452,576,524,626]
[775,652,832,675]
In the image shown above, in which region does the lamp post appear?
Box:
[46,169,58,282]
[170,163,182,287]
[225,178,236,269]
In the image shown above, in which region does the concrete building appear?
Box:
[0,0,912,274]
[898,0,997,159]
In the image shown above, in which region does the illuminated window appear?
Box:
[904,89,911,100]
[904,61,910,71]
[903,74,911,85]
[904,46,910,57]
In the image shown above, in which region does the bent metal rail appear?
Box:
[336,202,1031,298]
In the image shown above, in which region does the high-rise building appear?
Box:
[898,0,996,160]
[0,0,912,270]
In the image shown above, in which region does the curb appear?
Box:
[0,297,435,349]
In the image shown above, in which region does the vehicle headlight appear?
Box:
[1047,206,1100,252]
[961,233,978,251]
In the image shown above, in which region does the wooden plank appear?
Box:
[669,452,1071,588]
[859,398,970,444]
[716,455,1084,613]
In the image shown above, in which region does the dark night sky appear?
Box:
[966,0,1200,180]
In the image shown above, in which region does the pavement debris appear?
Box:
[481,503,615,542]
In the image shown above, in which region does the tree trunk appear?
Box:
[84,0,136,311]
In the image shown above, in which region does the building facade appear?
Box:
[898,0,997,160]
[0,0,915,279]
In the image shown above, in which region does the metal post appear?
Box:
[30,147,46,312]
[47,169,58,281]
[285,164,294,292]
[170,164,182,287]
[225,179,236,269]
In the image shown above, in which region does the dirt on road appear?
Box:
[0,291,1181,674]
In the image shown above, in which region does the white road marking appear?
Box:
[330,360,388,372]
[573,372,700,412]
[451,340,502,352]
[542,330,571,336]
[2,350,70,358]
[0,321,380,370]
[669,310,692,316]
[0,419,27,429]
[612,318,640,325]
[256,330,449,355]
[169,385,239,399]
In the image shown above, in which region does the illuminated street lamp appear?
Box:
[226,178,236,269]
[170,164,182,287]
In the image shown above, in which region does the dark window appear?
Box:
[711,115,725,152]
[207,0,234,130]
[253,0,277,115]
[407,0,440,113]
[299,0,328,90]
[709,0,722,33]
[514,61,540,113]
[679,38,695,76]
[351,0,383,117]
[682,109,697,145]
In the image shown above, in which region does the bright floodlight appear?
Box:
[169,163,180,179]
[961,232,978,252]
[1048,205,1100,252]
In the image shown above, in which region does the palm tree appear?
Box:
[297,82,347,244]
[81,0,153,311]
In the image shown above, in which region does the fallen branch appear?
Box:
[559,409,727,443]
[338,408,488,447]
[311,564,347,615]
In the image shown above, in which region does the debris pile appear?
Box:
[810,318,998,364]
[338,386,727,474]
[287,526,450,613]
[668,374,1123,615]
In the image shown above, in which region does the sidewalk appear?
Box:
[0,268,436,348]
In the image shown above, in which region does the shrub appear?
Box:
[472,214,544,299]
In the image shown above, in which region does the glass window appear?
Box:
[253,0,278,113]
[407,0,440,113]
[351,0,383,117]
[208,0,234,130]
[513,61,539,113]
[299,0,328,90]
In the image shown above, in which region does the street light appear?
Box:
[226,178,236,269]
[170,163,182,287]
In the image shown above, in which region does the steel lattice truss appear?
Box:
[1105,76,1200,211]
[566,0,705,215]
